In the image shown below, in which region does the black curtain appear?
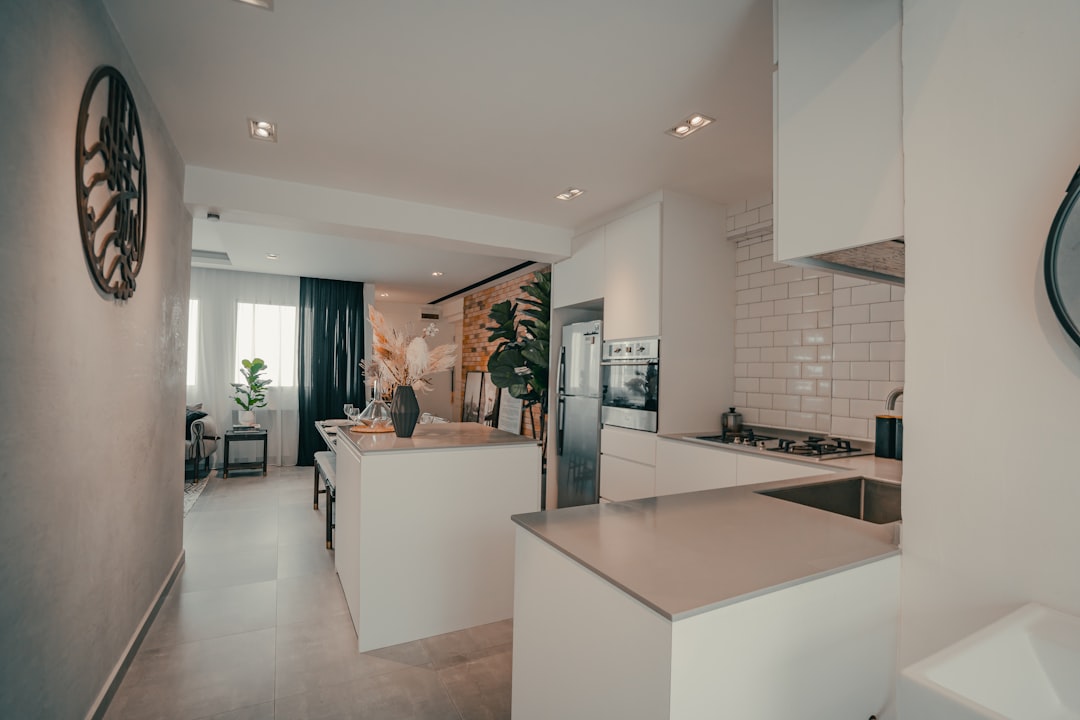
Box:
[297,277,366,465]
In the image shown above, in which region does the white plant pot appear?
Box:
[239,410,256,426]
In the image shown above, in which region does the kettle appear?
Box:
[721,407,743,435]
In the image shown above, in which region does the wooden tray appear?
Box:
[349,425,395,434]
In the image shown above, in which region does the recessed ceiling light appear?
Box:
[248,118,277,142]
[431,271,444,277]
[379,292,389,298]
[555,187,585,201]
[232,0,273,9]
[666,113,714,138]
[265,253,279,260]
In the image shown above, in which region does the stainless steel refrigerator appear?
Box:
[556,320,603,507]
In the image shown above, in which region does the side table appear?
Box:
[223,429,268,478]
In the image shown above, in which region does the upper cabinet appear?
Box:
[773,0,904,263]
[603,203,661,340]
[552,226,605,309]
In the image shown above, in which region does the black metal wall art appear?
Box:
[1045,165,1080,349]
[75,65,147,300]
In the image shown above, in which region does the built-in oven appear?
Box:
[600,337,659,432]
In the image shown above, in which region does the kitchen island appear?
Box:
[511,472,901,720]
[334,422,540,651]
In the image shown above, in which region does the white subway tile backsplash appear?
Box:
[748,301,775,318]
[727,216,736,233]
[737,288,762,305]
[734,377,759,393]
[774,266,803,284]
[762,284,789,301]
[851,283,892,305]
[735,348,760,363]
[773,393,800,411]
[761,347,788,363]
[747,363,772,377]
[788,312,819,330]
[789,279,819,298]
[758,202,774,220]
[773,330,803,347]
[787,412,817,430]
[735,318,761,334]
[773,363,802,379]
[802,293,832,313]
[851,322,892,342]
[748,332,774,347]
[761,316,788,333]
[761,378,788,394]
[834,304,871,325]
[749,270,775,288]
[870,341,905,361]
[850,361,891,381]
[833,342,870,361]
[730,226,902,438]
[833,380,869,400]
[831,416,868,439]
[801,395,831,414]
[774,298,803,315]
[759,409,787,427]
[870,300,904,322]
[737,258,762,276]
[833,274,870,289]
[748,393,773,408]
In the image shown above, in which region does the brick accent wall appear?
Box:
[459,266,550,435]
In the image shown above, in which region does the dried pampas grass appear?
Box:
[362,305,458,394]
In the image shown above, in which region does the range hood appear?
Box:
[797,239,905,286]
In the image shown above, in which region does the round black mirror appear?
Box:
[1046,166,1080,348]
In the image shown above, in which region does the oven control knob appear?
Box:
[612,346,622,353]
[636,345,646,353]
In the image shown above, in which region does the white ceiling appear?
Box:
[103,0,774,303]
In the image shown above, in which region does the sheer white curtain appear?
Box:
[187,267,301,467]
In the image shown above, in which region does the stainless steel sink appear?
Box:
[756,477,901,524]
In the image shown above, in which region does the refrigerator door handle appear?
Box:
[557,397,566,456]
[558,347,567,394]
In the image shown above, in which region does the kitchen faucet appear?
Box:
[885,387,904,411]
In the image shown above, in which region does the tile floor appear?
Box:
[105,465,513,720]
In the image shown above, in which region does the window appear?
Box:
[235,302,297,387]
[186,299,199,386]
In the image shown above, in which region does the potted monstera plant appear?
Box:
[231,357,271,426]
[486,270,551,446]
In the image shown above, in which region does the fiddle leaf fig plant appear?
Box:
[231,357,272,411]
[486,270,551,440]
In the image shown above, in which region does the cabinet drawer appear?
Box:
[655,440,737,496]
[600,456,656,502]
[735,454,833,487]
[601,426,657,466]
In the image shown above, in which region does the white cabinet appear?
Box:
[552,226,605,309]
[735,453,832,487]
[600,426,656,501]
[603,203,661,340]
[655,439,736,496]
[774,0,904,262]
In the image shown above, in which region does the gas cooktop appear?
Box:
[695,430,871,459]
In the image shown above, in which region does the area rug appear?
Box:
[183,474,213,516]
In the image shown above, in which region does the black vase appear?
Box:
[390,385,421,438]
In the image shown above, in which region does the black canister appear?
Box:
[875,415,899,458]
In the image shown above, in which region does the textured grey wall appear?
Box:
[0,0,191,716]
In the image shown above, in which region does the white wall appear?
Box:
[0,0,192,716]
[372,300,456,419]
[898,0,1080,689]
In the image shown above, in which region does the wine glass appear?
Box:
[343,403,354,421]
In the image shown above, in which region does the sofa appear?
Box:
[186,405,220,481]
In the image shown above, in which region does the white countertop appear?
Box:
[336,421,539,455]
